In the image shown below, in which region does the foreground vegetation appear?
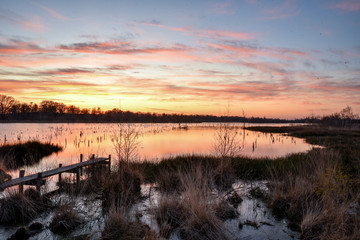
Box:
[0,123,359,239]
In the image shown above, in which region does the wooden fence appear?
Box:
[0,154,111,192]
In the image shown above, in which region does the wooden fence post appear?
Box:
[36,172,42,192]
[80,154,83,176]
[58,164,62,188]
[76,167,80,183]
[19,170,25,193]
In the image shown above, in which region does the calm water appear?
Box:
[0,123,314,176]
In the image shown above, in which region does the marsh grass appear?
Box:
[154,165,231,240]
[267,148,360,239]
[49,203,84,234]
[102,209,158,240]
[101,164,142,211]
[0,141,62,169]
[0,188,52,225]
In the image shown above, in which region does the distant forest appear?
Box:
[0,94,344,124]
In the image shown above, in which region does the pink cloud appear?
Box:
[0,8,45,32]
[19,16,45,32]
[0,40,51,54]
[330,0,360,12]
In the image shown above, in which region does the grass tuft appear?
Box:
[49,204,83,234]
[0,188,52,225]
[102,210,157,240]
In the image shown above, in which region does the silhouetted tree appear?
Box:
[321,106,359,128]
[0,95,16,114]
[40,100,58,113]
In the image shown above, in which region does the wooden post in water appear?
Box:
[19,170,25,193]
[108,154,111,172]
[36,172,42,192]
[91,154,95,159]
[58,164,62,188]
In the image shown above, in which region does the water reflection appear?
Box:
[0,123,314,175]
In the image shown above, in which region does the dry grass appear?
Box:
[154,196,183,238]
[0,188,52,225]
[267,148,360,239]
[155,170,181,193]
[154,165,230,240]
[101,164,142,211]
[49,203,83,234]
[102,209,158,240]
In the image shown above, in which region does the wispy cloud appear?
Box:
[261,0,299,20]
[37,4,71,20]
[207,42,307,60]
[58,41,190,55]
[0,8,45,32]
[329,0,360,12]
[210,1,236,15]
[0,39,51,54]
[142,21,257,40]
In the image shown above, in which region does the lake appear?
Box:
[0,122,314,177]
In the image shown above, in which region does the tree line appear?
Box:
[0,94,358,125]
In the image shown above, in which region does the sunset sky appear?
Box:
[0,0,359,118]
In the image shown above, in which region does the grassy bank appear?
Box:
[245,125,360,239]
[0,141,62,169]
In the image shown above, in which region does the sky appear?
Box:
[0,0,359,118]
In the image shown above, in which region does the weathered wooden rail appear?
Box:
[0,154,111,192]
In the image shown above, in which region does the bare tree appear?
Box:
[0,95,16,114]
[213,123,241,159]
[112,123,140,165]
